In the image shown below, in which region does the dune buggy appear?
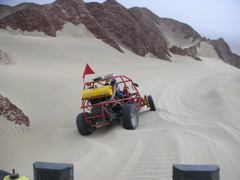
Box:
[76,73,156,135]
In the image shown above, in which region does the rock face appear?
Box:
[169,44,202,61]
[0,94,30,126]
[86,1,170,60]
[129,7,203,61]
[210,38,240,68]
[0,0,123,53]
[129,8,201,48]
[0,0,239,67]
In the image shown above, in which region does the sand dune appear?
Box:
[0,27,240,179]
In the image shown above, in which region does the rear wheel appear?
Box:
[148,95,156,111]
[76,112,95,135]
[122,104,139,130]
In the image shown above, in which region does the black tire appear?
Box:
[122,104,139,130]
[76,112,95,136]
[148,95,156,111]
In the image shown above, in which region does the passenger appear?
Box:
[116,84,124,99]
[116,87,124,99]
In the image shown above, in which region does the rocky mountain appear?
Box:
[85,1,170,60]
[129,7,240,68]
[0,0,170,60]
[210,38,240,68]
[129,7,202,61]
[0,0,239,68]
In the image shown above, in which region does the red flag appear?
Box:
[82,64,95,81]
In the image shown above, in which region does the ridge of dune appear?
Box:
[0,23,240,180]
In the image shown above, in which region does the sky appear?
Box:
[0,0,239,55]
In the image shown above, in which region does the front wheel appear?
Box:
[76,112,95,136]
[122,104,139,130]
[148,95,156,111]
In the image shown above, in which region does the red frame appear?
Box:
[81,75,145,127]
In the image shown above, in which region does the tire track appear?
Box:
[130,129,181,179]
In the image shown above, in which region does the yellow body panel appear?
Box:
[82,85,113,99]
[4,176,29,180]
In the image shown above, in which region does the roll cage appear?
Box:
[81,74,146,127]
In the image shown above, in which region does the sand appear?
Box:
[0,24,240,179]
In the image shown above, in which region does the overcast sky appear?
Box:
[0,0,239,55]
